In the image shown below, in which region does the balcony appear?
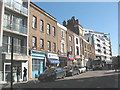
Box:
[5,0,28,15]
[3,19,27,35]
[2,43,27,55]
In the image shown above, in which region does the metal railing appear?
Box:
[2,43,27,55]
[3,19,27,34]
[5,0,28,15]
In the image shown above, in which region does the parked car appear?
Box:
[38,67,65,81]
[66,66,79,76]
[92,60,102,70]
[78,66,86,73]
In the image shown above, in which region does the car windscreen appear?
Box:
[43,68,55,74]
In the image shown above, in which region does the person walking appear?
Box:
[23,67,27,81]
[17,67,20,82]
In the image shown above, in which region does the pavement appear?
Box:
[1,69,119,88]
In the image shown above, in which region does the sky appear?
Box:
[32,2,118,56]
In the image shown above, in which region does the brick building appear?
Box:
[29,2,59,79]
[66,29,75,66]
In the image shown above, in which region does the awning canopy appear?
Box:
[48,59,60,64]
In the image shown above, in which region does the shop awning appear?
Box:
[48,59,60,64]
[70,58,74,60]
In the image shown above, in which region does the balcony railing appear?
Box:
[2,43,27,55]
[3,19,27,35]
[5,0,28,15]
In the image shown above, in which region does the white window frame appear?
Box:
[32,16,37,28]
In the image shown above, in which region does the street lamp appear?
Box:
[11,37,13,90]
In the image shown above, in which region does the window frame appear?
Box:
[32,16,37,29]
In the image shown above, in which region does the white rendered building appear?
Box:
[83,29,112,64]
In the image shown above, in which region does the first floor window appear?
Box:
[61,43,65,53]
[48,41,51,51]
[76,46,79,55]
[40,39,44,49]
[32,36,37,48]
[70,46,72,54]
[53,43,56,52]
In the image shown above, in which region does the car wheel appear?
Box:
[72,73,74,76]
[52,76,56,81]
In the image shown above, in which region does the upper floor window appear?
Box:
[70,46,72,54]
[97,39,100,42]
[76,46,79,55]
[97,44,100,47]
[47,24,50,35]
[33,16,37,28]
[61,43,65,53]
[40,39,44,49]
[61,30,64,38]
[53,43,56,52]
[48,41,51,51]
[76,38,78,44]
[40,20,44,32]
[69,36,72,41]
[53,27,55,36]
[32,36,37,48]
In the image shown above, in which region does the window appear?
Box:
[40,39,44,49]
[76,46,79,55]
[33,16,37,28]
[70,46,72,54]
[69,36,72,41]
[53,27,55,36]
[40,20,44,32]
[48,41,51,51]
[61,30,64,38]
[76,38,78,44]
[97,44,100,47]
[32,36,37,48]
[97,39,100,42]
[61,43,65,53]
[53,43,56,52]
[47,24,50,35]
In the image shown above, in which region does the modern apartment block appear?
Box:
[57,23,67,67]
[29,2,59,79]
[0,0,29,81]
[84,29,112,65]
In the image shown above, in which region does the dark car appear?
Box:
[66,66,79,76]
[38,67,65,81]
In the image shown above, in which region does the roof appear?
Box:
[30,2,57,22]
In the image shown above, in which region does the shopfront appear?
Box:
[30,50,45,78]
[46,53,60,67]
[68,55,74,66]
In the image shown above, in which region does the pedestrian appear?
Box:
[17,67,20,82]
[23,67,27,81]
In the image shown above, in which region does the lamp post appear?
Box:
[11,37,13,90]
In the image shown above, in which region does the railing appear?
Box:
[2,43,27,55]
[5,0,28,15]
[3,19,27,34]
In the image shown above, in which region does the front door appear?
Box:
[4,63,11,81]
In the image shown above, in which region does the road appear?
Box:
[3,70,120,88]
